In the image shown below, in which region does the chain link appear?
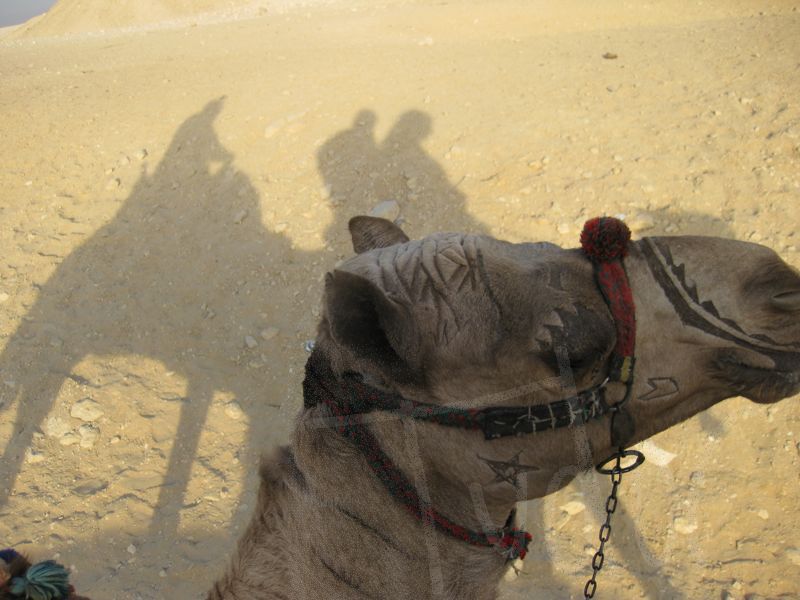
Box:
[583,455,622,598]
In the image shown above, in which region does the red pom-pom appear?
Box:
[580,217,631,263]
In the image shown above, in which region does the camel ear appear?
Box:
[348,216,410,254]
[325,269,418,382]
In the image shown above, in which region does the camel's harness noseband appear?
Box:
[303,217,644,597]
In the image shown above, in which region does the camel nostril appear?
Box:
[772,290,800,311]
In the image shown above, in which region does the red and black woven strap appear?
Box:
[303,357,609,440]
[303,351,532,560]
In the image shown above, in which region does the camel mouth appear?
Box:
[713,348,800,403]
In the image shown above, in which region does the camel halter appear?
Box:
[302,216,643,570]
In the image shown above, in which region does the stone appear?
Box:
[559,500,586,516]
[368,199,400,221]
[503,558,523,581]
[151,422,173,444]
[70,398,104,422]
[25,448,46,464]
[785,547,800,566]
[628,212,656,233]
[233,209,249,224]
[73,479,108,496]
[78,423,100,448]
[756,509,769,520]
[127,544,137,555]
[44,416,71,438]
[639,440,676,466]
[673,516,698,535]
[260,326,279,340]
[134,149,148,160]
[0,292,9,303]
[225,401,244,420]
[244,335,258,349]
[59,432,81,446]
[106,178,121,190]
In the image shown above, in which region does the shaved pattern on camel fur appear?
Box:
[210,217,800,599]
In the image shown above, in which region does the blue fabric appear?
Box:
[0,547,20,563]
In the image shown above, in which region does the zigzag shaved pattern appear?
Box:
[649,239,800,351]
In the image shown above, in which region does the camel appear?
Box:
[208,216,800,599]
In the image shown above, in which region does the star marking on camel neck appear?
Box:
[477,450,540,488]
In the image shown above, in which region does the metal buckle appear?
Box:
[596,449,645,475]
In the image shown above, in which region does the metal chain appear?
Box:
[584,454,623,598]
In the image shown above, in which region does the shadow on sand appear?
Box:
[0,98,301,544]
[0,102,733,598]
[0,103,491,594]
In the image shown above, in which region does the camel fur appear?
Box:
[209,217,800,599]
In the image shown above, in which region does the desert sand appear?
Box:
[0,0,798,598]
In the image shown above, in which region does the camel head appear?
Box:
[312,216,800,512]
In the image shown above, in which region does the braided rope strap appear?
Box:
[580,217,636,385]
[303,353,532,561]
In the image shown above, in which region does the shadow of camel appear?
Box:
[0,98,302,541]
[1,103,738,597]
[0,105,501,596]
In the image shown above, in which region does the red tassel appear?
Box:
[580,217,631,263]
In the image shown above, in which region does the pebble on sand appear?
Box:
[78,423,100,448]
[244,335,258,349]
[628,212,656,233]
[59,432,81,446]
[0,292,9,303]
[44,416,72,439]
[559,500,586,516]
[225,401,245,420]
[639,440,676,467]
[260,326,279,340]
[673,516,698,535]
[25,448,46,464]
[70,398,104,422]
[785,547,800,566]
[73,479,108,496]
[369,199,401,221]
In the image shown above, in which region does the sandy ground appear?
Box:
[1,1,799,598]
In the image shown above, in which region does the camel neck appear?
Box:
[301,350,531,561]
[289,433,514,599]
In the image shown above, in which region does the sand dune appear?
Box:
[12,0,336,37]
